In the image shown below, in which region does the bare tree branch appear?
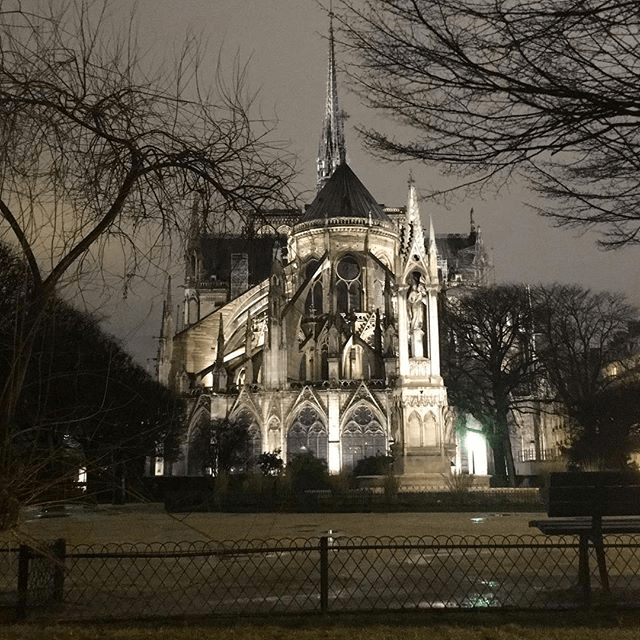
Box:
[0,0,296,513]
[338,0,640,246]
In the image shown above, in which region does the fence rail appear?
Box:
[2,534,640,621]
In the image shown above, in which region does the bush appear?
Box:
[286,452,330,494]
[443,471,475,494]
[353,454,394,477]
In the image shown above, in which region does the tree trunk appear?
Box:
[490,436,508,485]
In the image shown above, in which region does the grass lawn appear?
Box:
[2,612,640,640]
[3,504,545,546]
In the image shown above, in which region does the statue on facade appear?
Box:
[407,279,427,330]
[384,322,398,356]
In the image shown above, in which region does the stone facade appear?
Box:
[155,17,494,484]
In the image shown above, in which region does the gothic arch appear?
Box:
[406,411,422,448]
[335,253,363,314]
[340,402,388,470]
[286,404,328,461]
[232,406,263,460]
[422,411,438,447]
[186,403,211,475]
[405,409,439,448]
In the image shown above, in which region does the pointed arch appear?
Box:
[186,401,212,475]
[232,406,262,460]
[335,254,362,313]
[407,411,422,447]
[422,411,438,447]
[341,402,388,470]
[287,404,328,461]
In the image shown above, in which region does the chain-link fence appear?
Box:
[2,534,640,621]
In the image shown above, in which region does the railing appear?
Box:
[517,448,562,463]
[2,534,640,621]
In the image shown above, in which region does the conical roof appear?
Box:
[301,163,390,224]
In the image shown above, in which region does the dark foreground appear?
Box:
[2,610,640,640]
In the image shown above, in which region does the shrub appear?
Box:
[286,452,330,494]
[353,454,394,477]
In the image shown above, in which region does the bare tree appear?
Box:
[533,284,640,468]
[441,285,537,485]
[0,0,295,516]
[337,0,640,246]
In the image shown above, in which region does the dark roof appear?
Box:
[198,235,285,285]
[435,233,477,265]
[300,163,390,224]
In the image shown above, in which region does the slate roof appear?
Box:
[300,163,391,224]
[435,233,477,266]
[198,235,285,285]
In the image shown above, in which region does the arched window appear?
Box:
[336,255,362,313]
[305,260,323,314]
[287,406,327,460]
[187,413,210,475]
[236,410,262,461]
[341,405,387,470]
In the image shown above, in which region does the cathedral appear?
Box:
[155,19,493,484]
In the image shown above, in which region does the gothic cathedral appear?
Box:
[155,17,490,485]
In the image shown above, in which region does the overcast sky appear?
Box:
[102,1,640,367]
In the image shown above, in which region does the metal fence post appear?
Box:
[320,536,329,613]
[16,545,29,621]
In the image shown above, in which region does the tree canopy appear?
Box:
[0,0,295,506]
[338,0,640,246]
[442,282,640,477]
[440,285,537,485]
[0,243,184,519]
[532,284,640,468]
[190,417,253,477]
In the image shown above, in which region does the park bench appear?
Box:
[529,471,640,604]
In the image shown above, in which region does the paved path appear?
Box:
[5,505,545,545]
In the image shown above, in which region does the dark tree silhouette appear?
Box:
[0,243,184,520]
[338,0,640,246]
[533,284,640,469]
[441,285,537,485]
[0,1,295,519]
[191,417,252,477]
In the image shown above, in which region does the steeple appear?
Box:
[317,7,346,191]
[401,179,427,261]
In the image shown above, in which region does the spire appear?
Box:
[428,215,438,272]
[403,181,426,259]
[428,216,437,255]
[215,317,225,366]
[317,6,346,191]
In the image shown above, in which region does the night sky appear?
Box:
[99,1,640,367]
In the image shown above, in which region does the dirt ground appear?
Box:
[1,503,546,546]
